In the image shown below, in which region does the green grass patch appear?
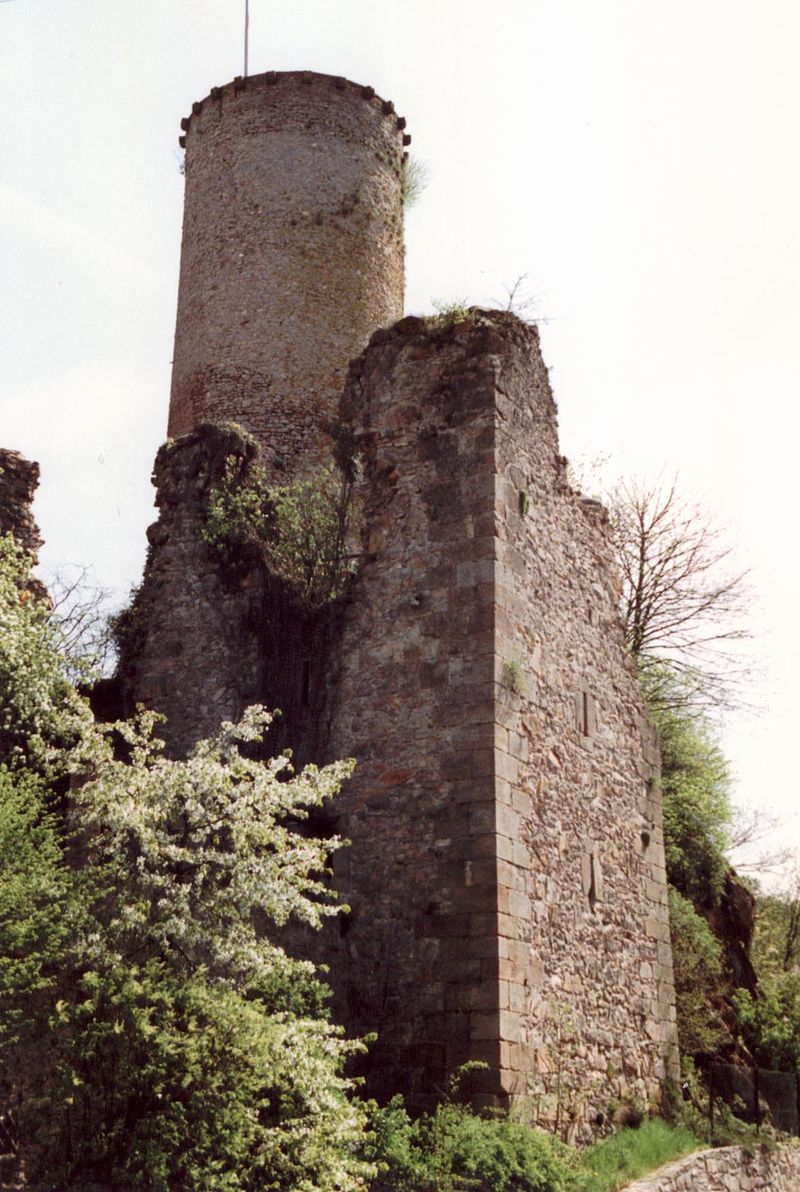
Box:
[366,1094,703,1192]
[576,1119,701,1191]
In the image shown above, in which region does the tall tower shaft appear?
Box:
[169,71,407,469]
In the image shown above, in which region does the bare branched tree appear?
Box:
[493,272,550,324]
[46,564,115,682]
[728,804,791,877]
[599,477,754,711]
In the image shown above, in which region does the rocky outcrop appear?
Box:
[708,869,758,995]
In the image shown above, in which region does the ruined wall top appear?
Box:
[0,448,47,601]
[0,449,43,562]
[168,70,407,474]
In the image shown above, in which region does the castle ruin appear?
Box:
[6,70,679,1132]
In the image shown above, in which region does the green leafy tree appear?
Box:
[0,534,90,777]
[667,888,728,1058]
[647,671,733,907]
[733,878,800,1075]
[733,975,800,1072]
[0,537,372,1190]
[204,458,361,609]
[751,877,800,977]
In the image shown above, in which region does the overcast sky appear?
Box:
[3,0,799,881]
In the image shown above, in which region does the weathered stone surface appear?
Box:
[114,425,264,756]
[169,71,405,475]
[125,62,679,1127]
[0,449,42,560]
[0,448,48,600]
[288,312,676,1118]
[624,1142,800,1191]
[126,313,678,1123]
[113,420,346,767]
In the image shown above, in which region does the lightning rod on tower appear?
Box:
[244,0,250,77]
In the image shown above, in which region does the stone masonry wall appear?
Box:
[296,310,678,1118]
[490,317,679,1132]
[125,312,676,1124]
[0,448,43,561]
[624,1143,800,1191]
[307,313,503,1106]
[0,448,47,600]
[169,71,406,474]
[116,422,337,763]
[115,425,264,757]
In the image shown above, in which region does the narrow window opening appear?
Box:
[582,849,603,913]
[582,691,590,736]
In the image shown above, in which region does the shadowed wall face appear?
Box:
[169,71,406,473]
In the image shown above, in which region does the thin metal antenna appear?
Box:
[244,0,250,77]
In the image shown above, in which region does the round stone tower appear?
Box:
[168,70,408,470]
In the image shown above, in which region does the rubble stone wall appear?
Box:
[115,425,265,757]
[489,317,679,1129]
[0,448,47,600]
[125,313,677,1123]
[0,448,43,562]
[624,1143,800,1191]
[303,311,677,1117]
[169,71,406,473]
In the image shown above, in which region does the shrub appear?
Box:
[0,536,372,1189]
[430,300,471,332]
[668,887,728,1058]
[402,156,430,209]
[366,1095,573,1192]
[204,459,361,609]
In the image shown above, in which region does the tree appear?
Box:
[733,975,800,1072]
[203,457,361,610]
[47,561,115,682]
[0,535,373,1190]
[668,888,728,1059]
[605,477,750,710]
[0,534,90,777]
[751,873,800,977]
[646,668,733,907]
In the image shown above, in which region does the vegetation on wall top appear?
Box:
[203,455,362,610]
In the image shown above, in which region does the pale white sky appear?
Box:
[3,1,799,881]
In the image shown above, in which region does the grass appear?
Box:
[575,1119,701,1191]
[366,1092,704,1192]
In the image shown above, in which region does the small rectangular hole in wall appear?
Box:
[575,689,597,739]
[591,850,604,903]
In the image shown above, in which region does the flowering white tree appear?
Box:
[0,533,372,1190]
